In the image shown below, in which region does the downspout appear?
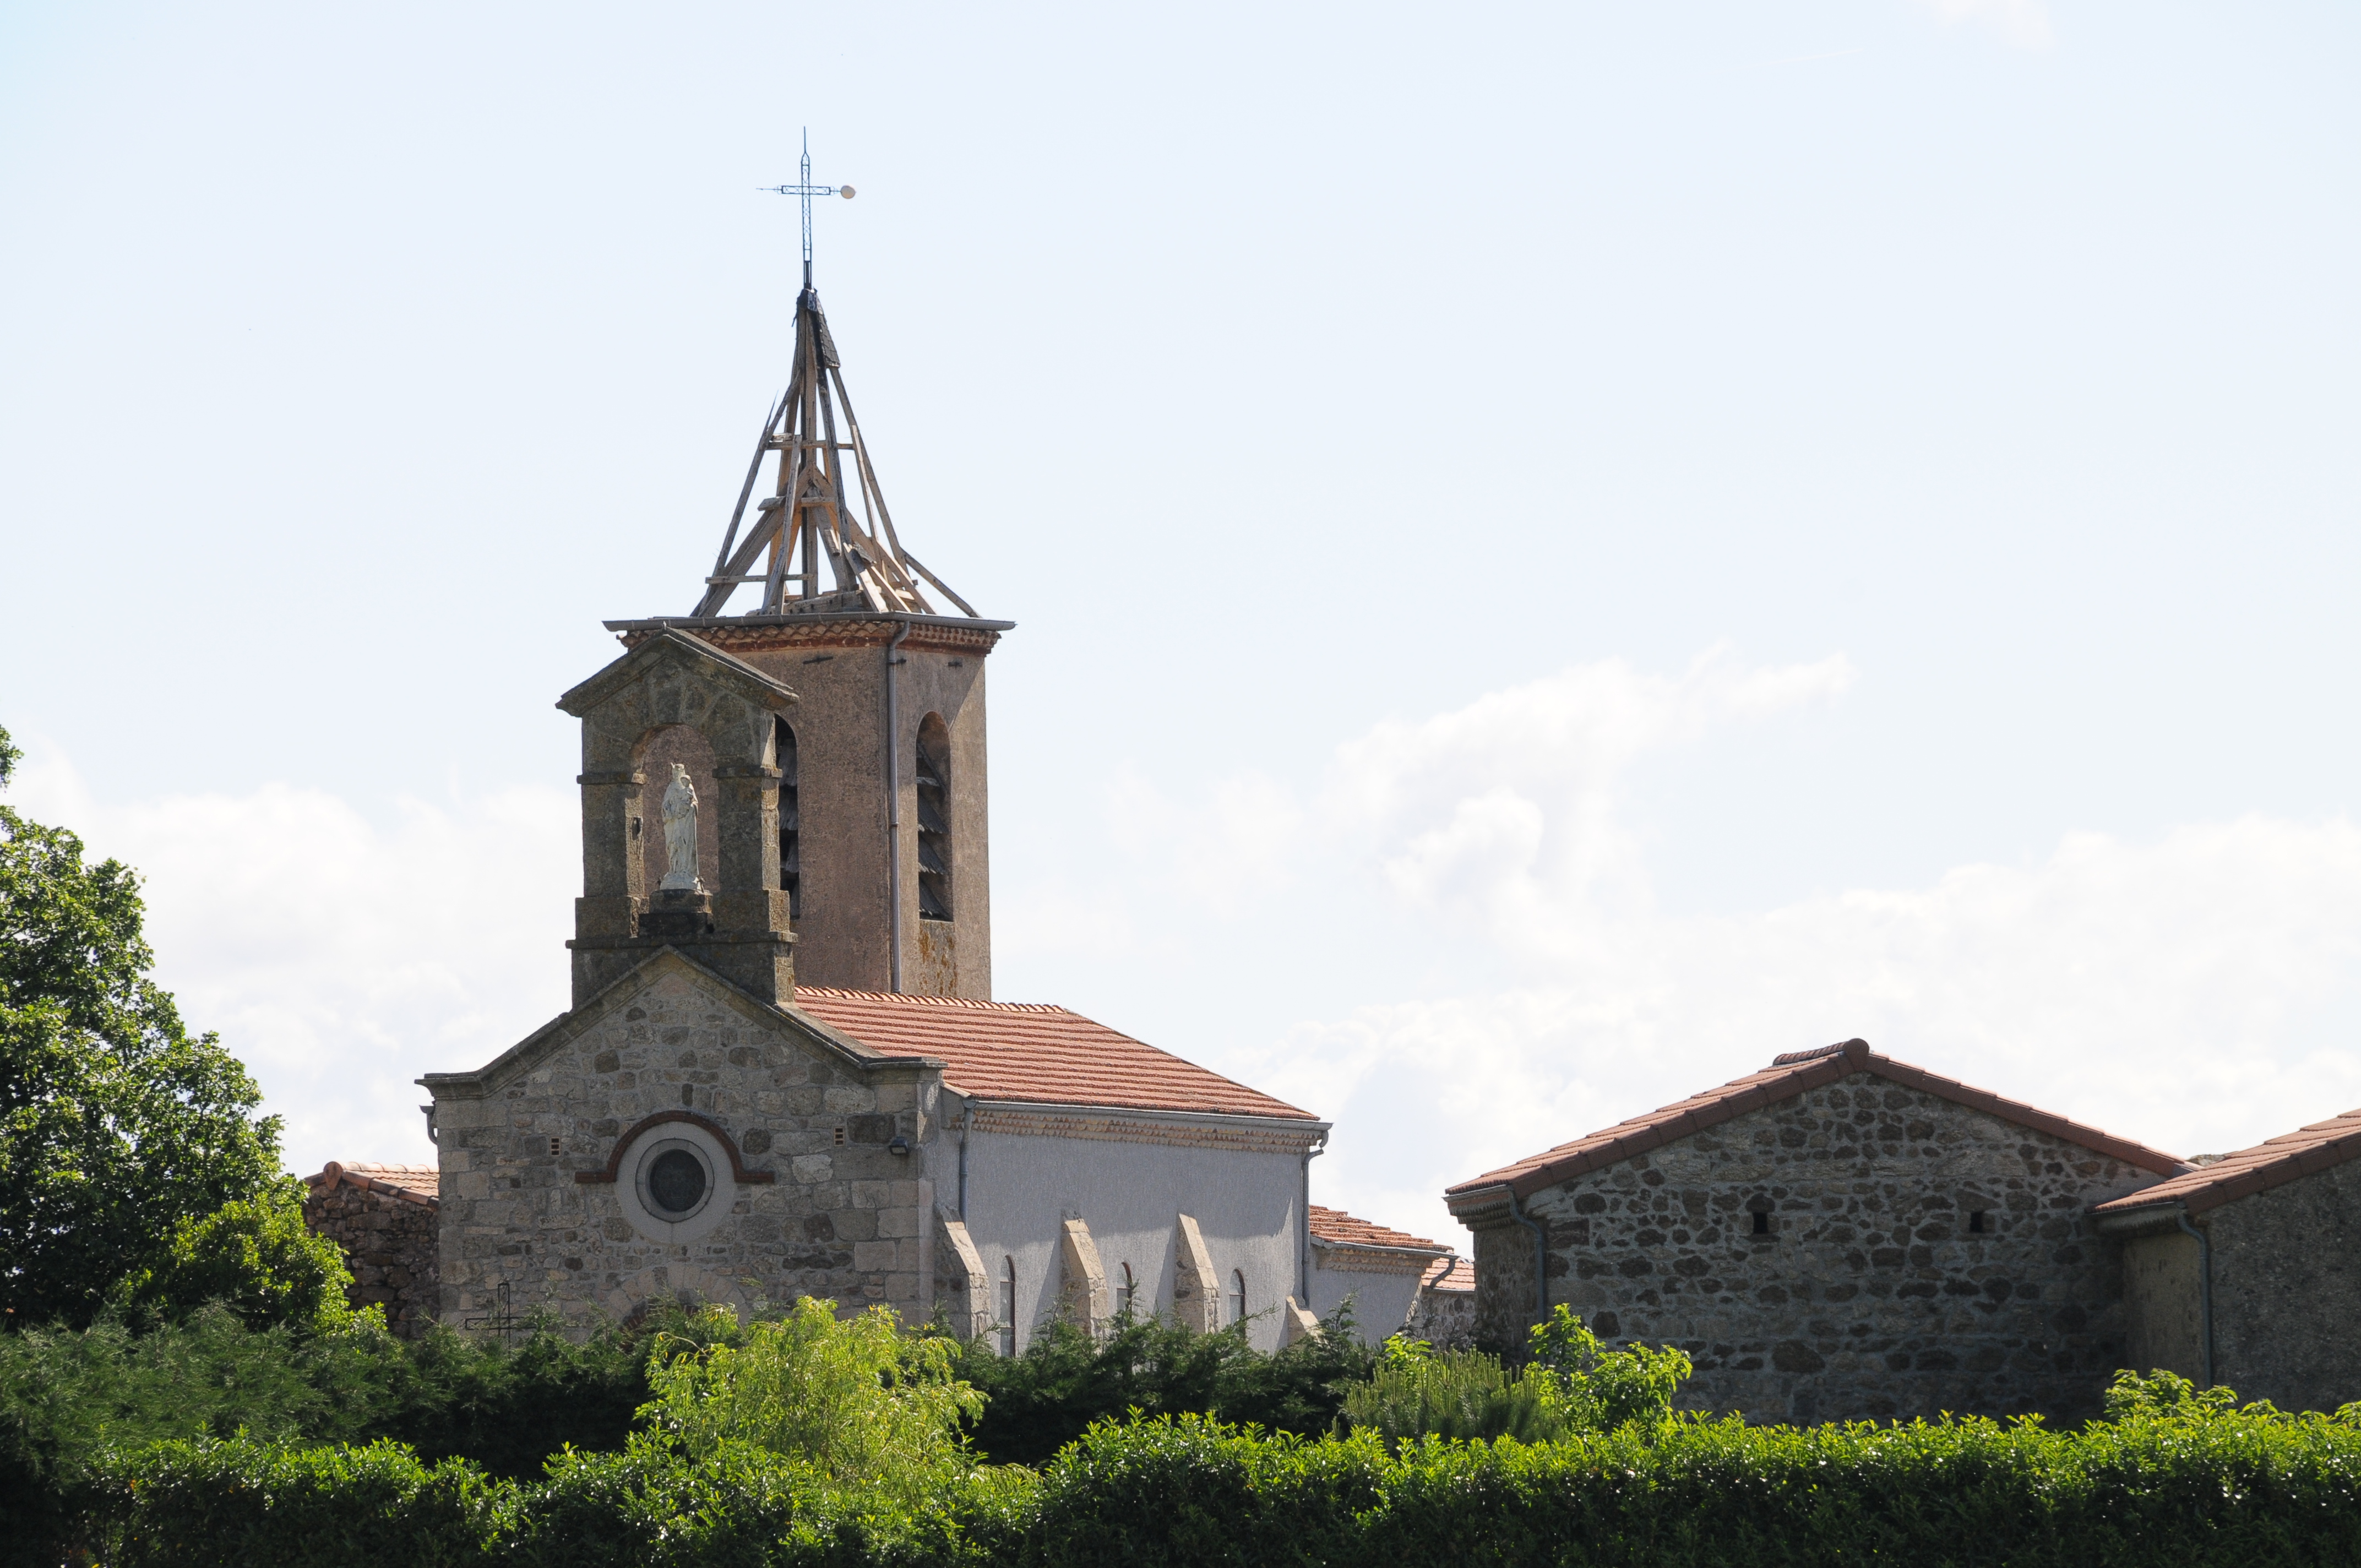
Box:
[1506,1188,1549,1325]
[2177,1208,2215,1389]
[883,619,912,992]
[956,1105,971,1221]
[1299,1134,1326,1306]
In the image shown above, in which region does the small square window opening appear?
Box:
[1969,1210,1989,1234]
[1751,1211,1771,1236]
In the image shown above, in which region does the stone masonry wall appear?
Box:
[304,1180,439,1337]
[431,963,935,1330]
[1470,1081,2166,1423]
[1410,1285,1477,1349]
[2206,1164,2361,1413]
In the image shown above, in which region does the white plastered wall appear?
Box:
[1308,1250,1438,1342]
[938,1108,1316,1353]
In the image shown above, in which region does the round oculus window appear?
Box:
[646,1148,708,1216]
[613,1124,733,1244]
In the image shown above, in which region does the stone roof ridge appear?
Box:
[1445,1038,2188,1205]
[1308,1204,1453,1255]
[2093,1106,2361,1218]
[1771,1039,1861,1066]
[791,986,1073,1016]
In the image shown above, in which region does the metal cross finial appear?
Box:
[758,129,855,291]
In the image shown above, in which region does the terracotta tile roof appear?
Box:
[1445,1038,2188,1207]
[1422,1256,1475,1293]
[1308,1205,1452,1255]
[306,1161,439,1207]
[789,987,1318,1122]
[2093,1107,2361,1218]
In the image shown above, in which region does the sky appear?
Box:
[3,1,2358,1251]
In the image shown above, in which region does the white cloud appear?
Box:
[1324,649,1857,959]
[11,744,576,1176]
[18,641,2361,1267]
[1161,658,2361,1250]
[1917,0,2054,51]
[1255,813,2361,1248]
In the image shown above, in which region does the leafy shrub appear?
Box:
[372,1313,660,1477]
[2102,1365,2250,1421]
[96,1436,493,1568]
[122,1188,361,1332]
[0,1302,717,1567]
[0,1304,401,1568]
[81,1385,2361,1568]
[1340,1341,1566,1446]
[949,1303,1375,1464]
[1341,1306,1693,1448]
[639,1300,982,1506]
[1525,1303,1693,1431]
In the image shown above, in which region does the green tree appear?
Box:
[126,1192,359,1333]
[0,723,287,1327]
[637,1298,983,1506]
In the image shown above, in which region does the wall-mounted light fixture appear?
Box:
[887,1135,911,1158]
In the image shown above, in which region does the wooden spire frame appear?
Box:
[693,288,977,620]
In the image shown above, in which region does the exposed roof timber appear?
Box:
[692,286,981,622]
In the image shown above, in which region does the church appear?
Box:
[368,265,1466,1352]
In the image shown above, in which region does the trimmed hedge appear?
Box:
[101,1438,493,1568]
[85,1403,2361,1567]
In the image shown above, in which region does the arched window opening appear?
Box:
[776,718,801,920]
[1229,1269,1247,1327]
[999,1257,1017,1355]
[1116,1262,1135,1316]
[915,714,952,921]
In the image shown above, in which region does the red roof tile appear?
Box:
[2092,1107,2361,1218]
[1445,1038,2187,1207]
[1308,1205,1451,1255]
[1422,1256,1475,1293]
[790,987,1317,1121]
[306,1161,439,1206]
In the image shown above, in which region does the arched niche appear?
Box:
[634,723,721,901]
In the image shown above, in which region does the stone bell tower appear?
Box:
[595,274,1010,999]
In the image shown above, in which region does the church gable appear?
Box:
[423,953,938,1327]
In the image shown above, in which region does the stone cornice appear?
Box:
[1312,1241,1449,1274]
[967,1102,1328,1155]
[609,613,1009,659]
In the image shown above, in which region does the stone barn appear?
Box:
[302,1162,440,1336]
[1444,1039,2187,1423]
[2096,1106,2361,1413]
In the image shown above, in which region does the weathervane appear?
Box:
[758,129,854,291]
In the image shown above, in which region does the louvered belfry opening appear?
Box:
[776,717,801,921]
[915,714,952,921]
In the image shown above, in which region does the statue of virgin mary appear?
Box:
[659,763,704,892]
